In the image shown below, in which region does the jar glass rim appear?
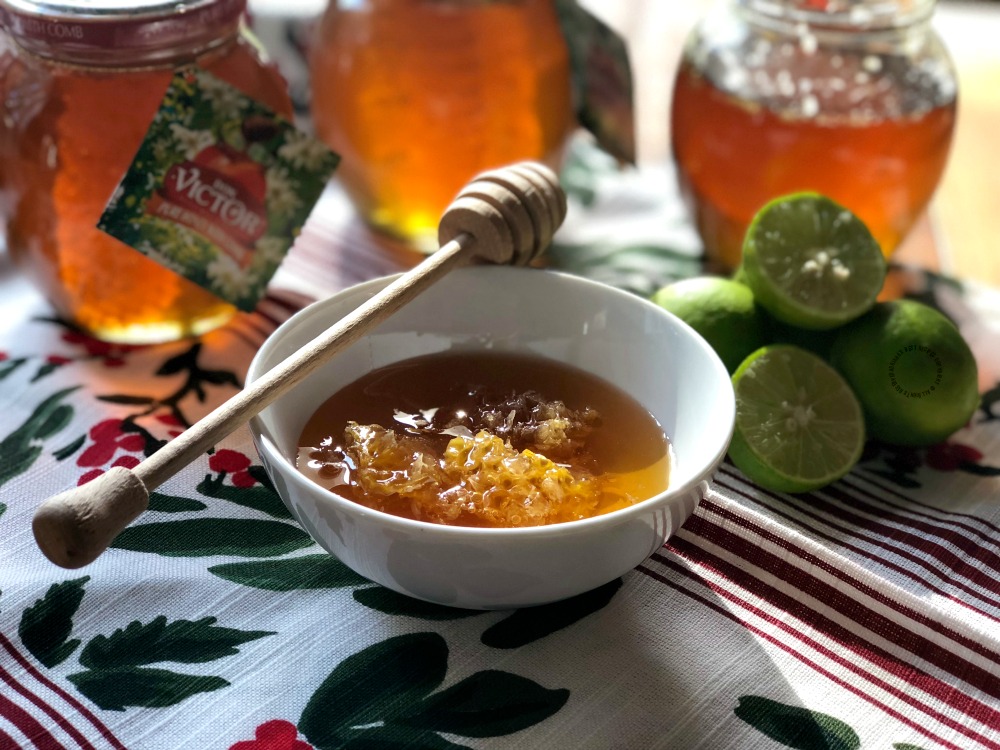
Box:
[738,0,936,30]
[0,0,246,65]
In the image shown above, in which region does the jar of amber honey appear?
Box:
[0,0,293,343]
[671,0,957,270]
[309,0,575,252]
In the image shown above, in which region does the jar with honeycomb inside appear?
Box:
[309,0,575,252]
[670,0,957,271]
[0,0,294,343]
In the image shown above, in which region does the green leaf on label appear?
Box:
[147,492,207,513]
[110,518,312,557]
[19,577,90,668]
[67,666,228,711]
[893,744,930,750]
[481,578,621,648]
[352,587,484,621]
[735,696,860,750]
[53,434,86,461]
[341,726,470,750]
[209,554,368,591]
[79,615,272,669]
[0,503,5,519]
[197,473,293,519]
[401,670,569,738]
[301,633,448,749]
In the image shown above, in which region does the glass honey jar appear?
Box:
[0,0,294,343]
[670,0,957,271]
[309,0,575,252]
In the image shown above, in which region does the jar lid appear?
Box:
[0,0,246,65]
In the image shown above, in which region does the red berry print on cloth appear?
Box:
[924,440,986,472]
[156,413,185,438]
[78,419,145,467]
[210,449,259,488]
[230,720,312,750]
[61,330,140,367]
[76,419,146,485]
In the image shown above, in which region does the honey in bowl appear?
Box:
[296,351,671,528]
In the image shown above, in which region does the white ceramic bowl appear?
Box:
[247,266,734,609]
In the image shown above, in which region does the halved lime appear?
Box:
[741,193,886,330]
[729,345,865,493]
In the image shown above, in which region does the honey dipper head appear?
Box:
[437,162,568,265]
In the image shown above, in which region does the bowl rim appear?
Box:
[247,266,735,540]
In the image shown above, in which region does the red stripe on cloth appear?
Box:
[678,502,1000,679]
[0,725,25,750]
[635,560,976,750]
[717,474,1000,622]
[0,636,126,750]
[0,663,96,750]
[840,473,1000,551]
[717,470,1000,616]
[664,522,1000,725]
[816,483,1000,588]
[851,470,1000,537]
[0,692,66,750]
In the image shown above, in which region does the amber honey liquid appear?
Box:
[2,39,292,343]
[309,0,574,250]
[297,351,671,528]
[671,61,957,270]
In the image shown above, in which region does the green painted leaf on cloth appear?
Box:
[735,696,860,750]
[340,726,470,749]
[67,667,228,711]
[53,434,86,461]
[0,387,78,489]
[0,357,26,381]
[198,472,293,519]
[78,615,272,669]
[110,518,312,557]
[481,578,621,648]
[547,241,702,298]
[893,744,931,750]
[19,577,90,667]
[352,587,484,621]
[147,492,207,513]
[301,633,448,749]
[401,670,569,738]
[209,554,368,591]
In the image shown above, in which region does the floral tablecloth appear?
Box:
[2,159,1000,750]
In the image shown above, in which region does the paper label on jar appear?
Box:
[98,67,340,312]
[554,0,636,165]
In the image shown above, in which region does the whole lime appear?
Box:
[829,300,979,446]
[651,277,768,373]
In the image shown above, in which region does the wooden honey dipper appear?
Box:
[32,161,568,569]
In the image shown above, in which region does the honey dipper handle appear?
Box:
[31,161,567,569]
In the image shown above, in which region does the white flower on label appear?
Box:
[169,124,214,160]
[254,235,288,265]
[266,166,301,215]
[278,130,332,170]
[196,73,245,121]
[207,253,251,299]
